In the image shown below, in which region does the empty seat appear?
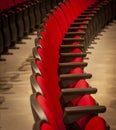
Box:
[13,0,30,36]
[30,93,107,130]
[34,115,108,130]
[3,0,18,47]
[0,0,11,54]
[33,0,42,28]
[30,73,96,107]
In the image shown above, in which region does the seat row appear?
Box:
[30,0,116,130]
[0,0,62,60]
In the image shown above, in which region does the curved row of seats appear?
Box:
[0,0,62,60]
[30,0,116,130]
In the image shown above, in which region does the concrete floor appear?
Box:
[0,21,116,130]
[85,20,116,130]
[0,33,36,130]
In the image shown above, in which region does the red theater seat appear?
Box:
[34,116,108,130]
[30,74,96,108]
[31,93,107,130]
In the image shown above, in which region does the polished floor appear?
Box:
[0,21,116,130]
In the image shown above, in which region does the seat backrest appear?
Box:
[5,0,15,8]
[0,0,9,11]
[45,14,63,44]
[31,93,60,130]
[65,0,75,21]
[35,59,48,78]
[35,44,59,89]
[36,75,64,127]
[53,7,68,37]
[60,3,72,26]
[59,0,88,27]
[77,0,91,11]
[69,0,82,17]
[41,16,62,75]
[13,0,23,5]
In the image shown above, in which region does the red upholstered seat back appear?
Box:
[14,0,29,5]
[69,0,82,17]
[53,4,82,43]
[36,77,65,130]
[5,0,15,8]
[53,8,67,38]
[0,0,9,11]
[13,0,22,5]
[36,47,59,90]
[65,1,75,22]
[42,15,64,84]
[60,3,73,27]
[36,94,60,130]
[36,60,48,78]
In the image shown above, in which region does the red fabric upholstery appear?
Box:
[70,48,81,53]
[5,0,15,8]
[36,92,98,130]
[36,60,48,78]
[60,3,73,27]
[14,0,22,5]
[71,35,81,45]
[36,94,106,130]
[41,123,55,130]
[85,116,106,130]
[75,79,88,88]
[71,80,89,105]
[0,0,9,11]
[37,95,59,130]
[70,67,83,74]
[71,57,83,62]
[69,67,84,90]
[54,7,68,34]
[36,77,65,130]
[78,95,95,106]
[77,95,95,129]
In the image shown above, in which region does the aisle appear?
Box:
[85,20,116,130]
[0,33,36,130]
